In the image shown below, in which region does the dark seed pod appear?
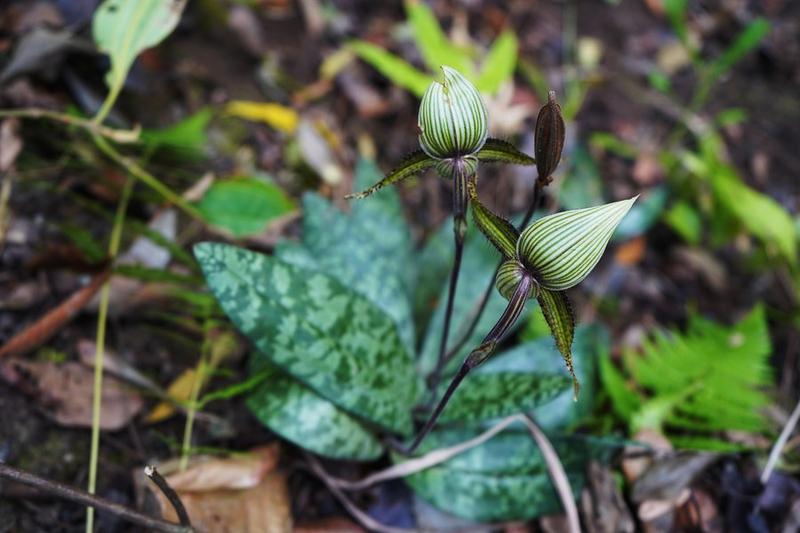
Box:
[496,260,536,300]
[534,91,565,181]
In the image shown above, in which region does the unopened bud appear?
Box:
[534,91,565,181]
[418,66,488,160]
[496,260,536,300]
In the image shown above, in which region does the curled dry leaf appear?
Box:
[140,444,291,533]
[0,360,142,430]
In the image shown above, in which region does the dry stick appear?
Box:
[0,463,193,533]
[521,415,581,533]
[304,453,416,533]
[336,415,523,490]
[0,109,140,143]
[144,466,192,527]
[761,393,800,484]
[431,180,546,383]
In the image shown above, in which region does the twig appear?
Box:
[0,463,193,533]
[336,415,523,490]
[761,393,800,484]
[304,453,416,533]
[521,414,581,533]
[144,466,192,527]
[0,109,140,143]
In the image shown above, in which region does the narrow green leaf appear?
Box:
[196,177,295,238]
[710,18,769,80]
[347,150,435,199]
[469,181,518,259]
[347,40,433,97]
[247,360,384,461]
[141,107,213,158]
[93,0,186,93]
[436,371,569,424]
[194,243,419,435]
[517,197,637,291]
[404,0,472,76]
[537,288,578,397]
[664,200,702,245]
[476,138,535,166]
[475,30,518,94]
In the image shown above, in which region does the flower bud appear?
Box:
[418,66,488,160]
[496,260,536,300]
[534,91,565,180]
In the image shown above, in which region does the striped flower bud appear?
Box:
[496,260,537,301]
[517,197,637,291]
[418,66,488,160]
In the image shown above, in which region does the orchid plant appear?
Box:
[351,66,636,452]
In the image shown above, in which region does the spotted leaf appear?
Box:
[195,242,419,435]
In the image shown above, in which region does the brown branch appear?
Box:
[0,270,110,358]
[144,466,192,527]
[0,462,193,533]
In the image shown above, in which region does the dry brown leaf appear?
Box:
[142,444,290,533]
[0,359,142,429]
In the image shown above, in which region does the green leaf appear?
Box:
[92,0,186,97]
[285,158,417,352]
[404,0,472,76]
[607,305,774,447]
[469,183,518,259]
[397,427,619,522]
[517,197,637,291]
[483,324,609,431]
[710,164,796,265]
[196,177,295,238]
[347,40,433,98]
[246,360,384,461]
[194,243,419,435]
[710,18,769,81]
[141,107,213,158]
[537,288,577,396]
[664,200,702,245]
[474,30,518,94]
[475,138,535,166]
[347,150,435,199]
[436,371,570,425]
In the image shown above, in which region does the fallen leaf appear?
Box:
[297,117,343,185]
[0,359,142,430]
[0,270,109,358]
[140,444,291,533]
[225,101,298,134]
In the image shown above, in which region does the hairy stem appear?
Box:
[431,180,545,382]
[400,275,533,455]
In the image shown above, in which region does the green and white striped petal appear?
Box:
[517,197,637,291]
[418,66,488,160]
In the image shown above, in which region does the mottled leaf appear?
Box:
[285,158,417,351]
[347,150,435,200]
[481,324,609,431]
[397,427,620,522]
[436,371,569,424]
[475,138,536,166]
[537,288,578,397]
[194,243,419,434]
[517,197,637,290]
[247,360,383,461]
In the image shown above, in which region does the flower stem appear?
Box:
[400,275,533,455]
